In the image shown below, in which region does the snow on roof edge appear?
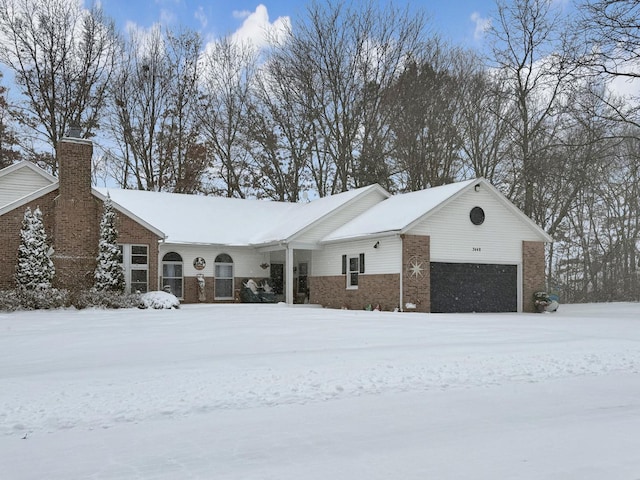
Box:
[283,183,391,243]
[92,188,166,240]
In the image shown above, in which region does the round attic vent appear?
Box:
[470,206,485,225]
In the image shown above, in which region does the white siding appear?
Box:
[295,189,388,245]
[0,168,54,208]
[312,236,402,276]
[158,245,269,279]
[409,187,542,264]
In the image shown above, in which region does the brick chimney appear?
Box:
[53,134,99,293]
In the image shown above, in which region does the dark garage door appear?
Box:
[430,262,517,313]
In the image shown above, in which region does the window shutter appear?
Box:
[342,255,347,275]
[359,253,365,273]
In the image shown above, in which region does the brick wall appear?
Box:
[52,138,99,293]
[522,241,546,313]
[0,136,162,295]
[0,192,57,290]
[176,276,272,304]
[179,275,236,303]
[401,234,430,313]
[181,276,214,303]
[309,274,401,311]
[58,139,92,200]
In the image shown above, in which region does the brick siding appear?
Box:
[175,276,275,304]
[522,241,546,313]
[309,235,432,312]
[1,138,162,294]
[0,192,57,290]
[309,274,401,311]
[52,139,99,293]
[181,276,214,303]
[401,234,430,312]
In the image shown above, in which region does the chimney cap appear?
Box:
[67,125,82,138]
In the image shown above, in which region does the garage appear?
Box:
[430,262,517,313]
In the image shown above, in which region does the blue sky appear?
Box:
[99,0,496,50]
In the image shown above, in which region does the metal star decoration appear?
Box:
[409,259,424,278]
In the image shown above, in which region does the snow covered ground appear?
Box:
[1,302,639,479]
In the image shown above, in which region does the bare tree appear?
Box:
[385,43,466,192]
[562,134,640,302]
[157,29,206,193]
[108,26,204,192]
[458,63,515,185]
[0,71,21,168]
[489,0,580,217]
[198,36,256,198]
[0,0,117,172]
[272,0,430,196]
[579,0,639,82]
[246,53,314,201]
[576,0,640,130]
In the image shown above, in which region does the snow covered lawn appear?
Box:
[1,303,639,479]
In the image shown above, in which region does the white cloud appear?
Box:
[194,6,207,29]
[470,12,491,41]
[609,72,640,99]
[232,9,251,20]
[230,4,290,49]
[159,8,177,26]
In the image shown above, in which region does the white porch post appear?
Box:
[285,246,294,305]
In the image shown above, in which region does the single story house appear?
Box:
[0,135,552,312]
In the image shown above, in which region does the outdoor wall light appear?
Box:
[474,184,480,192]
[373,241,380,249]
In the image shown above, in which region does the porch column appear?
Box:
[285,246,294,305]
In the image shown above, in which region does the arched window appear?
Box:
[214,253,234,300]
[162,252,183,298]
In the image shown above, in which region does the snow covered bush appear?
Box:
[94,195,125,293]
[75,291,141,309]
[15,207,55,291]
[0,290,22,311]
[138,291,180,309]
[15,287,68,310]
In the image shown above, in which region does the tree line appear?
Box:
[0,0,639,303]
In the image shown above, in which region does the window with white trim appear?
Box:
[162,252,183,298]
[118,244,149,293]
[342,253,365,289]
[214,253,234,299]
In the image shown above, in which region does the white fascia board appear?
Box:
[0,183,59,216]
[320,230,401,245]
[254,241,321,252]
[0,160,57,183]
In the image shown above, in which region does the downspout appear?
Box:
[399,234,404,312]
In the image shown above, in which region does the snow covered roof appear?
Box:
[96,185,383,246]
[256,184,388,244]
[322,179,478,242]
